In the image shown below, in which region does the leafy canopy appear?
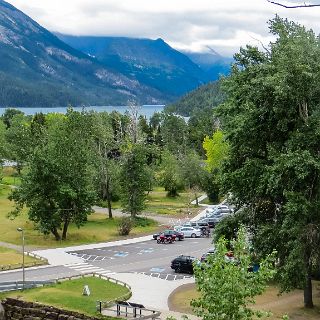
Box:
[192,227,276,320]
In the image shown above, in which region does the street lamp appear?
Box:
[17,228,25,290]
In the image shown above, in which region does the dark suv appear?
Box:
[153,229,184,241]
[171,255,197,273]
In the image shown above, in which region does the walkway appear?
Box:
[1,194,216,319]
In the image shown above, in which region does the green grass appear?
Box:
[0,276,130,317]
[0,185,158,248]
[144,187,199,215]
[0,246,43,268]
[1,166,21,186]
[169,282,320,320]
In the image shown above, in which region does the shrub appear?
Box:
[118,216,134,236]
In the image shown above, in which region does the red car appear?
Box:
[153,229,184,241]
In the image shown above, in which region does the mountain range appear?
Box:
[0,0,231,108]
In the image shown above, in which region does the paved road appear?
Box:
[0,237,213,282]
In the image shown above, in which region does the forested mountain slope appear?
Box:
[165,81,225,116]
[0,0,166,107]
[56,35,209,97]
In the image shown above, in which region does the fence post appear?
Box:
[117,304,120,316]
[133,307,136,318]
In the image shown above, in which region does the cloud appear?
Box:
[6,0,320,56]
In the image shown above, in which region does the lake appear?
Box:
[0,105,165,118]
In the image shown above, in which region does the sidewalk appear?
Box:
[1,195,214,318]
[31,235,153,265]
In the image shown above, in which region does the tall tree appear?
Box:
[5,113,33,174]
[119,145,149,217]
[161,113,188,155]
[192,227,276,320]
[217,16,320,307]
[1,108,24,129]
[158,150,183,197]
[91,112,118,218]
[10,110,96,240]
[180,151,204,205]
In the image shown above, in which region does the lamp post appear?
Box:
[17,228,25,290]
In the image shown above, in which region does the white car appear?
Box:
[178,226,201,238]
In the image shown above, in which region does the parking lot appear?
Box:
[66,237,212,280]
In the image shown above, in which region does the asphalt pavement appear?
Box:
[0,198,217,318]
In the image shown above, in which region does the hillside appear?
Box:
[56,35,209,97]
[0,0,166,108]
[165,81,225,116]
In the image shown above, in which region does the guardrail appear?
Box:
[0,273,132,303]
[0,252,48,271]
[0,271,160,318]
[0,280,55,292]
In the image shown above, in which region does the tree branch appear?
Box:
[268,0,320,8]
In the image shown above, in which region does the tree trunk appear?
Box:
[106,176,113,219]
[51,227,61,241]
[304,253,314,308]
[62,220,69,240]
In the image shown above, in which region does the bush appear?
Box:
[118,216,134,236]
[133,216,153,227]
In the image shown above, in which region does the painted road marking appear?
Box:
[150,267,165,272]
[114,252,129,257]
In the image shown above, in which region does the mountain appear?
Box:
[165,80,225,116]
[56,35,209,97]
[0,0,166,108]
[183,48,233,81]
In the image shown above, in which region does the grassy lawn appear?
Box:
[144,187,199,215]
[1,166,21,186]
[0,185,157,248]
[169,282,320,320]
[0,246,43,268]
[0,276,130,317]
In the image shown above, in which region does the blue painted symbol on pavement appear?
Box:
[114,251,129,257]
[140,248,154,253]
[150,267,165,272]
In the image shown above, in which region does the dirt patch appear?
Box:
[168,281,320,319]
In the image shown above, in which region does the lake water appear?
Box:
[0,105,165,118]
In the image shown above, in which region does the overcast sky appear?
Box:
[6,0,320,56]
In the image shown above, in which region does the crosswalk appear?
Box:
[132,271,192,281]
[64,262,114,276]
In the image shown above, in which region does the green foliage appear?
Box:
[165,80,225,117]
[118,216,134,236]
[1,108,24,129]
[157,150,184,197]
[192,227,276,320]
[216,16,320,307]
[188,107,217,156]
[4,113,33,172]
[119,145,149,217]
[200,170,220,203]
[9,109,97,240]
[203,130,229,172]
[161,113,188,155]
[0,119,8,161]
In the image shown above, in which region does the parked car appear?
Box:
[157,233,175,244]
[152,229,184,241]
[205,208,232,218]
[178,226,201,238]
[190,221,209,228]
[200,248,215,262]
[171,255,198,273]
[198,217,218,228]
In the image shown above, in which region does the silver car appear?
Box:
[178,226,201,238]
